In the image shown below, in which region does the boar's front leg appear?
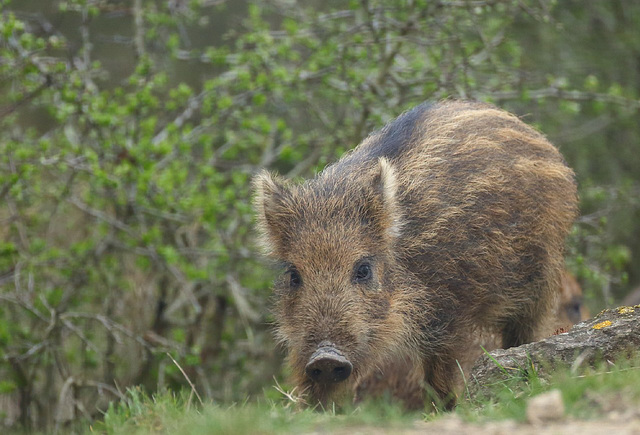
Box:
[423,356,460,410]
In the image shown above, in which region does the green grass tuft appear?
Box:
[93,355,640,433]
[456,354,640,423]
[95,387,416,434]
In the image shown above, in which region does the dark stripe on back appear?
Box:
[361,102,434,161]
[325,102,434,178]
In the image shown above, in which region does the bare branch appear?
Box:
[67,196,137,237]
[60,312,151,349]
[133,0,145,59]
[489,87,640,109]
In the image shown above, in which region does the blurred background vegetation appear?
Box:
[0,0,639,431]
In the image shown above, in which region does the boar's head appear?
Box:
[254,158,418,406]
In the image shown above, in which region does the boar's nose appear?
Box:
[305,342,353,384]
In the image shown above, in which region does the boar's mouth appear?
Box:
[305,341,353,384]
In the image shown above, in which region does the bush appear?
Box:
[1,0,639,430]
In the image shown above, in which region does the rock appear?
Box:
[469,305,640,395]
[526,389,565,424]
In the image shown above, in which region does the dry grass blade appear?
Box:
[166,352,204,408]
[273,377,307,408]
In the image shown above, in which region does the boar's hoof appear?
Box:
[305,342,353,384]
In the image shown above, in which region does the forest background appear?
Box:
[1,0,639,431]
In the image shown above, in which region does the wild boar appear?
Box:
[556,271,590,330]
[355,270,590,409]
[254,100,578,408]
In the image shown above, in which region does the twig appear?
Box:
[67,196,137,237]
[489,87,640,109]
[152,90,209,146]
[54,376,76,431]
[0,76,53,119]
[60,318,101,354]
[133,0,145,59]
[166,352,204,408]
[2,340,50,362]
[0,293,49,324]
[61,312,152,349]
[77,379,126,401]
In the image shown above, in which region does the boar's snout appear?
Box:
[305,341,353,384]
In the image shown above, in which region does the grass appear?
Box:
[457,354,640,422]
[92,356,640,434]
[92,387,415,434]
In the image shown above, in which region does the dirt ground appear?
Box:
[322,415,640,435]
[410,415,640,435]
[321,393,640,435]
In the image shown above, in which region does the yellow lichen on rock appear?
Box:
[617,306,635,315]
[592,320,612,330]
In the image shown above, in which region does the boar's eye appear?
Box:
[353,260,373,284]
[288,268,302,289]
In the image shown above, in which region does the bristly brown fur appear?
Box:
[355,269,590,409]
[253,100,578,409]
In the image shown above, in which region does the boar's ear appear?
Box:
[253,170,290,255]
[371,157,403,241]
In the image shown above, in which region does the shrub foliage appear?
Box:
[0,0,639,430]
